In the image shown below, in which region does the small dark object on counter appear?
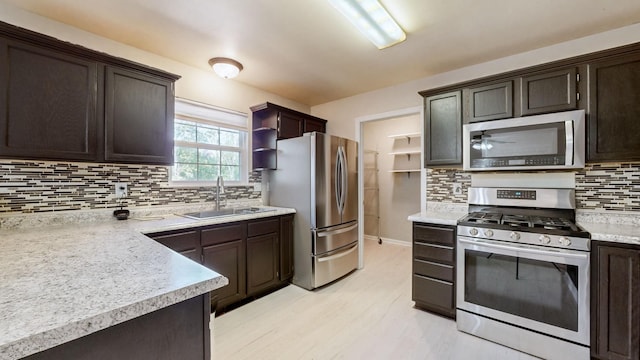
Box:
[113,209,130,220]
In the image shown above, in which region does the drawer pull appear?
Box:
[416,242,454,250]
[416,259,453,269]
[414,273,453,286]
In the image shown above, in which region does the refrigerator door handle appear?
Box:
[339,145,347,215]
[316,222,359,237]
[335,145,342,215]
[317,243,358,263]
[335,145,347,216]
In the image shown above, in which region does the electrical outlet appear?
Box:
[115,182,128,198]
[253,183,262,192]
[453,183,462,195]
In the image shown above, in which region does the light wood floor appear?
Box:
[212,240,538,359]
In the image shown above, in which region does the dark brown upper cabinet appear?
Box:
[0,38,98,161]
[520,67,579,116]
[423,90,462,166]
[277,111,304,139]
[0,21,179,165]
[303,117,327,133]
[104,66,175,164]
[250,102,327,170]
[465,80,513,123]
[588,51,640,162]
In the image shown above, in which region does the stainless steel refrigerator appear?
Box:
[269,132,358,290]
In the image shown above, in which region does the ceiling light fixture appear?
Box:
[328,0,406,49]
[208,57,243,79]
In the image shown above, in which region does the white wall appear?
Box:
[0,2,309,116]
[363,114,421,244]
[311,23,640,140]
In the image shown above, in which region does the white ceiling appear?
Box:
[3,0,640,106]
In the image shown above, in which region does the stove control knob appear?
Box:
[510,232,520,241]
[558,237,572,246]
[484,230,494,238]
[469,228,479,236]
[538,235,551,244]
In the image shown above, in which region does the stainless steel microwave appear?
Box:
[463,109,585,171]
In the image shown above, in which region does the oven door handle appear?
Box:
[458,237,588,260]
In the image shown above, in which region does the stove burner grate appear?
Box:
[501,214,531,227]
[530,216,578,231]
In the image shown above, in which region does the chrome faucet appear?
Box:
[215,175,225,210]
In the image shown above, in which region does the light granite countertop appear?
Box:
[407,203,639,246]
[407,202,467,226]
[577,209,640,245]
[0,205,295,360]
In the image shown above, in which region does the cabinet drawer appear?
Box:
[248,217,279,237]
[414,259,454,282]
[414,242,454,264]
[201,223,245,246]
[412,274,454,311]
[150,230,199,253]
[413,223,455,246]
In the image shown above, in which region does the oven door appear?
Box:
[457,236,589,345]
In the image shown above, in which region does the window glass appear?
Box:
[172,102,248,184]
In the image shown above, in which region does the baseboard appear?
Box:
[364,235,411,247]
[363,235,380,242]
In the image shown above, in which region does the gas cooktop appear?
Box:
[458,211,590,238]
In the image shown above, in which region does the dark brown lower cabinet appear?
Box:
[279,214,295,281]
[246,217,280,295]
[203,239,246,309]
[412,222,456,318]
[147,214,294,311]
[591,241,640,360]
[25,293,211,360]
[151,229,201,263]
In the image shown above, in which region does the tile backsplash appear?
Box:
[0,160,261,214]
[427,162,640,211]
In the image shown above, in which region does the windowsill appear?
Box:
[168,181,254,188]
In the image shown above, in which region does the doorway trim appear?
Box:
[355,106,423,269]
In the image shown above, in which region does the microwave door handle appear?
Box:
[565,120,574,165]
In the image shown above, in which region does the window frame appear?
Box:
[170,99,249,187]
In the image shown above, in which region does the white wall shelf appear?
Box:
[389,169,420,178]
[388,169,420,173]
[388,133,421,175]
[388,150,421,156]
[388,132,420,139]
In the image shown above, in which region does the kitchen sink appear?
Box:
[179,207,275,220]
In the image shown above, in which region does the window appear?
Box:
[172,99,248,184]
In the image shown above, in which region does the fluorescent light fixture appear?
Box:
[328,0,406,49]
[208,57,243,79]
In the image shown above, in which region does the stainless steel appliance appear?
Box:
[463,109,585,171]
[456,187,590,360]
[269,132,358,290]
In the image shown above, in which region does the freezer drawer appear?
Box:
[312,221,358,255]
[313,242,358,288]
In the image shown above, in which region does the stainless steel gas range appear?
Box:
[456,187,590,360]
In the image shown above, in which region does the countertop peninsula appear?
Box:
[0,205,295,360]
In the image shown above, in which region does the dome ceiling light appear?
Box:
[208,57,243,79]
